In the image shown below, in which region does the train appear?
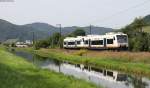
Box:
[63,32,128,50]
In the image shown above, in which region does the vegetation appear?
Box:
[121,17,150,51]
[0,48,99,88]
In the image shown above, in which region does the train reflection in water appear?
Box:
[61,62,127,83]
[42,60,149,88]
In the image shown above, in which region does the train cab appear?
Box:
[105,32,128,49]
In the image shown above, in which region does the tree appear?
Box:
[51,32,61,46]
[34,40,50,50]
[131,17,147,32]
[71,28,86,37]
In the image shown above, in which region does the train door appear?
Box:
[75,40,77,48]
[66,42,68,47]
[104,38,106,47]
[82,38,84,47]
[89,39,91,48]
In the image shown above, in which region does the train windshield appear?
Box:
[117,35,127,43]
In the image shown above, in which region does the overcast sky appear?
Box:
[0,0,150,28]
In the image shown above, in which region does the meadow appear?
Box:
[0,48,99,88]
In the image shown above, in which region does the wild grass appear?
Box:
[85,51,150,63]
[73,49,88,56]
[0,48,99,88]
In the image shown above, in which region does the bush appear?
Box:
[34,40,50,50]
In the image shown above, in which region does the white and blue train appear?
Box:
[63,32,128,50]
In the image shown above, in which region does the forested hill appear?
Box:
[0,19,114,42]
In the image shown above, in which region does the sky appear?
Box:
[0,0,150,28]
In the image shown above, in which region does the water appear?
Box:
[12,51,150,88]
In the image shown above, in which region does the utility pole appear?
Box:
[56,24,62,36]
[32,32,35,45]
[90,25,92,35]
[56,24,62,48]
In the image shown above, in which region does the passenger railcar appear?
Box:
[63,32,128,50]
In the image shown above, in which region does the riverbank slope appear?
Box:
[0,48,98,88]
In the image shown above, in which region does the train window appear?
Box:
[84,40,89,44]
[107,39,113,44]
[100,40,103,45]
[91,67,103,73]
[77,41,81,45]
[68,42,75,45]
[84,66,88,70]
[91,40,103,45]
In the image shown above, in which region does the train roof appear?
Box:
[105,32,126,35]
[64,32,127,41]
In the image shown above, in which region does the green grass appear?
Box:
[143,26,150,33]
[32,49,150,78]
[0,48,99,88]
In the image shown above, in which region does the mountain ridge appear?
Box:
[0,19,114,42]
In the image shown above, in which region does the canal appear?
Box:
[11,50,150,88]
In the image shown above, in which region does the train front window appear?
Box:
[117,35,127,43]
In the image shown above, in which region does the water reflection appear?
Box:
[12,51,150,88]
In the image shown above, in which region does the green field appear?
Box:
[0,48,99,88]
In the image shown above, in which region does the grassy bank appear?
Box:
[29,48,150,78]
[0,48,99,88]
